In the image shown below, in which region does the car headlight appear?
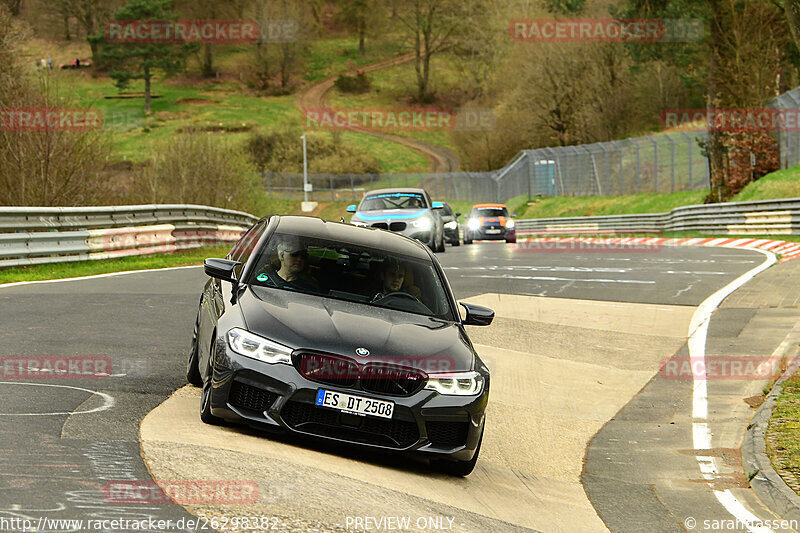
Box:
[467,219,480,231]
[506,219,515,230]
[351,220,369,227]
[424,371,484,395]
[227,328,292,364]
[444,220,458,230]
[411,217,433,231]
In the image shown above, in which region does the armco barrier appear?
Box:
[517,197,800,236]
[0,205,259,268]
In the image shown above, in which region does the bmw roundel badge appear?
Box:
[355,347,370,357]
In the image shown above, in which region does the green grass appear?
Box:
[733,166,800,202]
[325,54,461,153]
[305,37,407,83]
[518,190,709,219]
[0,245,233,284]
[27,35,425,171]
[520,232,800,243]
[766,370,800,484]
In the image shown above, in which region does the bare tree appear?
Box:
[172,0,248,77]
[51,0,121,62]
[396,0,459,102]
[0,6,110,206]
[1,0,21,16]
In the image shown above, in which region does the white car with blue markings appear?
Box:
[347,188,447,253]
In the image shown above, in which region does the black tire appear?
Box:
[433,429,483,477]
[452,238,460,247]
[505,237,517,244]
[438,231,446,253]
[464,236,472,245]
[200,341,224,426]
[186,311,202,387]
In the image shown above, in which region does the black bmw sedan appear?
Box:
[186,215,494,476]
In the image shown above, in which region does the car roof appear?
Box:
[472,203,508,209]
[272,215,432,260]
[363,188,429,197]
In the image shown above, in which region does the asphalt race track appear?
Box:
[0,241,796,533]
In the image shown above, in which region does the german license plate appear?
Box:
[485,229,501,234]
[315,389,394,419]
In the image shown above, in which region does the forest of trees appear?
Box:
[2,0,800,205]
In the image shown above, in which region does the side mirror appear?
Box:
[204,258,240,284]
[347,204,357,213]
[432,201,444,209]
[455,212,461,217]
[459,302,494,326]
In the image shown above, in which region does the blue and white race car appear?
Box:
[347,188,446,252]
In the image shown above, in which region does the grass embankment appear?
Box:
[517,190,709,219]
[517,163,800,220]
[0,245,232,284]
[766,372,800,494]
[733,166,800,202]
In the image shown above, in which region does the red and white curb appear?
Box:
[517,234,800,263]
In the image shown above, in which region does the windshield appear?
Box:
[359,192,427,211]
[472,208,508,217]
[247,232,454,320]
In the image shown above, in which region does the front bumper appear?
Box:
[467,227,515,241]
[209,343,488,461]
[352,220,434,246]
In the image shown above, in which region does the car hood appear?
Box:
[241,287,475,373]
[353,209,429,221]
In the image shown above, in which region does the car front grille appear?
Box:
[427,421,469,448]
[361,363,426,396]
[294,353,426,397]
[295,353,360,388]
[389,222,407,231]
[371,222,388,230]
[281,400,420,448]
[229,381,278,413]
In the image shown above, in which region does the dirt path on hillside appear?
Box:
[297,52,461,172]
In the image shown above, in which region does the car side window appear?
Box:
[230,220,267,277]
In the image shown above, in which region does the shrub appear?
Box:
[334,72,371,94]
[130,130,264,215]
[244,129,380,174]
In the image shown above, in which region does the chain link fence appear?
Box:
[771,85,800,170]
[265,86,800,204]
[263,171,499,203]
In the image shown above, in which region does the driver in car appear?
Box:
[262,236,318,292]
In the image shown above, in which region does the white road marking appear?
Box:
[688,247,776,532]
[0,381,114,416]
[0,265,201,289]
[460,274,655,284]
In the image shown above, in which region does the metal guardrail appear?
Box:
[0,204,259,268]
[517,198,800,236]
[0,204,258,232]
